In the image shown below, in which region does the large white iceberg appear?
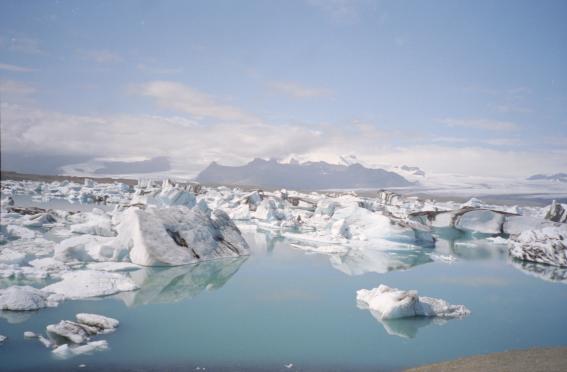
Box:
[115,206,249,266]
[356,284,470,320]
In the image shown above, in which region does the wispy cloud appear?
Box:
[79,49,123,64]
[439,118,520,131]
[0,62,35,73]
[269,81,333,99]
[137,80,259,122]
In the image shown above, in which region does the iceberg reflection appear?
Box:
[330,248,433,275]
[119,257,248,306]
[509,259,567,284]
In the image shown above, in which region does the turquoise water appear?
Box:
[1,228,567,371]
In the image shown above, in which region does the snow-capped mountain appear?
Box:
[195,158,413,189]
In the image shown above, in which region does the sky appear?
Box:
[1,0,566,178]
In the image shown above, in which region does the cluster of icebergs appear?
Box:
[2,313,118,359]
[1,177,566,343]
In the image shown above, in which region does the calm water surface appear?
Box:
[1,200,566,371]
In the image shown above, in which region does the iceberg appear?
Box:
[508,225,567,267]
[52,340,109,359]
[0,285,61,311]
[115,206,249,266]
[76,313,119,331]
[356,284,470,320]
[46,320,95,344]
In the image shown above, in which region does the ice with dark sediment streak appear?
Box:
[508,225,567,267]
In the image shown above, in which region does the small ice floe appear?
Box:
[430,254,457,264]
[0,335,7,344]
[52,340,109,359]
[47,320,95,344]
[284,363,294,369]
[356,284,470,320]
[46,313,118,357]
[76,313,119,332]
[509,225,567,267]
[0,285,62,311]
[42,270,138,299]
[24,331,37,338]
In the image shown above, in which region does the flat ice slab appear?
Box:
[42,270,138,299]
[356,284,470,320]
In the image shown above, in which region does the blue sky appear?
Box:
[1,0,566,177]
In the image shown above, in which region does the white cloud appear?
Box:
[439,118,519,131]
[137,81,259,122]
[1,103,564,178]
[79,49,123,64]
[0,62,35,73]
[269,81,333,99]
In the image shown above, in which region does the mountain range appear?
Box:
[195,158,413,189]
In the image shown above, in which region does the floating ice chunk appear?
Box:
[3,225,37,240]
[47,320,96,344]
[0,248,27,265]
[85,262,141,272]
[70,209,114,237]
[24,331,37,338]
[461,198,484,208]
[0,285,61,310]
[228,204,251,220]
[52,340,108,359]
[330,218,351,239]
[509,225,567,267]
[29,257,69,274]
[503,215,551,235]
[116,206,249,266]
[455,210,505,235]
[42,270,138,299]
[544,201,567,223]
[314,198,339,217]
[356,284,470,320]
[38,335,53,348]
[0,335,6,344]
[54,235,98,262]
[254,198,285,221]
[22,212,58,227]
[76,313,119,330]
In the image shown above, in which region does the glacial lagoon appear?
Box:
[1,225,566,371]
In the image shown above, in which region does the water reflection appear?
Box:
[118,257,248,306]
[509,259,567,284]
[368,311,447,339]
[433,238,508,261]
[330,248,433,275]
